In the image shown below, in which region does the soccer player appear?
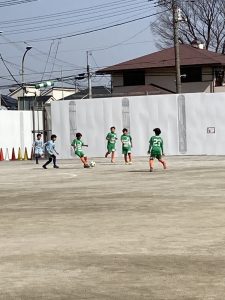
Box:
[33,133,43,164]
[148,128,167,172]
[71,132,90,168]
[121,128,132,164]
[105,126,117,163]
[42,134,59,169]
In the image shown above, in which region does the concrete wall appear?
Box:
[51,93,225,159]
[0,111,43,159]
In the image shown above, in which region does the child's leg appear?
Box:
[105,151,109,158]
[158,158,167,169]
[80,156,88,165]
[111,151,115,163]
[128,153,132,163]
[35,154,39,164]
[52,155,59,168]
[80,156,90,168]
[124,154,128,163]
[43,156,53,168]
[149,158,154,172]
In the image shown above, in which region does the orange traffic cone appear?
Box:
[11,148,16,160]
[5,148,9,161]
[24,147,28,160]
[0,148,4,161]
[18,147,22,161]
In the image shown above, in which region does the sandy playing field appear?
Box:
[1,156,225,299]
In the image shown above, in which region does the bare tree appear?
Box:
[151,0,225,53]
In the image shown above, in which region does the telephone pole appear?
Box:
[172,0,182,94]
[87,51,92,99]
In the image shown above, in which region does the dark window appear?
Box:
[123,70,145,86]
[181,67,202,82]
[215,69,224,86]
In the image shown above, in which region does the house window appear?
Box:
[123,70,145,86]
[181,67,202,82]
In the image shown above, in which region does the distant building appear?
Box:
[8,86,78,110]
[0,95,17,110]
[61,86,111,100]
[97,44,225,95]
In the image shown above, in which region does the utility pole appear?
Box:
[172,0,182,94]
[86,51,92,99]
[61,67,64,100]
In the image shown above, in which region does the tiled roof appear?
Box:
[98,45,225,73]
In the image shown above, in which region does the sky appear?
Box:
[0,0,159,93]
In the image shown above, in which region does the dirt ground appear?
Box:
[1,156,225,300]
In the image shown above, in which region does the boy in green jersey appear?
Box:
[121,128,132,164]
[71,133,90,168]
[148,128,167,172]
[105,126,117,163]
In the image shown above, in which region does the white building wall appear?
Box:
[51,92,225,159]
[0,111,43,159]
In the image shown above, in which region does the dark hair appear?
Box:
[153,128,161,136]
[76,132,82,138]
[122,128,128,133]
[51,134,57,139]
[110,126,115,130]
[37,133,42,138]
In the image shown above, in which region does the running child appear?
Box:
[148,128,167,172]
[33,133,43,164]
[121,128,132,164]
[105,126,117,163]
[71,133,90,168]
[42,134,59,169]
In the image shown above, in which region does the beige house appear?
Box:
[9,86,77,101]
[98,44,225,95]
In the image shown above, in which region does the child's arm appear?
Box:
[71,140,76,150]
[161,140,164,156]
[82,141,88,147]
[130,136,133,147]
[52,147,59,155]
[148,137,152,154]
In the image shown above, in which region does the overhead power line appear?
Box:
[0,0,37,7]
[7,10,167,44]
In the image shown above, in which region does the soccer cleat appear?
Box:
[84,164,90,168]
[42,165,47,169]
[53,165,59,168]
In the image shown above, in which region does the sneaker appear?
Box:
[42,165,47,169]
[84,164,90,168]
[53,165,59,168]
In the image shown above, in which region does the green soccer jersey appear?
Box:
[121,134,132,148]
[149,136,164,154]
[106,132,117,145]
[71,139,84,151]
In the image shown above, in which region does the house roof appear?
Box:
[98,44,225,73]
[61,86,111,100]
[1,95,18,110]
